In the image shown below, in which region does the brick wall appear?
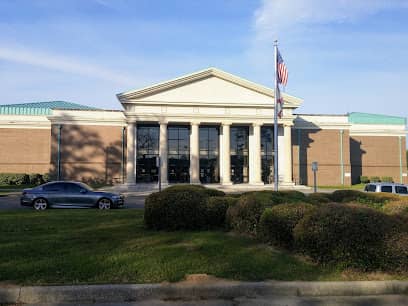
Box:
[350,135,407,184]
[0,128,51,174]
[50,124,125,184]
[292,129,351,186]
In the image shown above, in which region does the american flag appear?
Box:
[276,85,283,119]
[277,49,288,86]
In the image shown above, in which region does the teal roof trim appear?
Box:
[0,101,99,116]
[348,112,406,125]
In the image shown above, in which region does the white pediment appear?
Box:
[117,68,302,108]
[136,76,273,105]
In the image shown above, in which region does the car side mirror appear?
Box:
[80,189,87,194]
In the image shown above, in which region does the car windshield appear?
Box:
[77,182,94,191]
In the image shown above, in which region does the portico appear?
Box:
[118,68,302,186]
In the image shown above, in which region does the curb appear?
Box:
[1,280,407,304]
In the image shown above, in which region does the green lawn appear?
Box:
[0,210,404,285]
[316,184,365,190]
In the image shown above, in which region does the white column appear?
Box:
[126,122,136,184]
[159,122,168,185]
[190,122,200,184]
[283,124,293,184]
[249,123,263,185]
[221,123,232,185]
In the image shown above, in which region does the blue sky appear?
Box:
[0,0,408,119]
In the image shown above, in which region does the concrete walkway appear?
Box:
[1,279,407,305]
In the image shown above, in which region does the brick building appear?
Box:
[0,68,406,186]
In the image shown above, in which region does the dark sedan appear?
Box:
[21,181,124,210]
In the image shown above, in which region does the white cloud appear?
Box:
[254,0,408,41]
[0,45,136,85]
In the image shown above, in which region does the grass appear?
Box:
[317,184,365,190]
[0,210,405,286]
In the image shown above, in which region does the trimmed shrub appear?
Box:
[259,203,317,248]
[0,173,29,185]
[293,204,405,271]
[383,200,408,217]
[381,176,393,183]
[144,189,208,230]
[164,184,225,197]
[42,173,50,183]
[329,190,396,209]
[360,176,369,184]
[242,190,307,206]
[226,194,265,235]
[307,192,331,204]
[206,196,238,228]
[370,176,381,182]
[28,173,43,185]
[384,231,408,272]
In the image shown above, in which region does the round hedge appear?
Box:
[206,196,238,228]
[258,203,317,248]
[306,192,331,204]
[226,193,264,235]
[144,189,208,230]
[164,184,225,197]
[293,203,404,271]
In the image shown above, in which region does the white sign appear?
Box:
[344,173,351,177]
[403,173,407,177]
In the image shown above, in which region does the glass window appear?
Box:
[261,126,274,184]
[43,183,64,192]
[168,126,190,183]
[199,126,219,183]
[230,126,249,183]
[366,184,377,192]
[136,125,160,183]
[396,186,408,194]
[64,183,82,193]
[381,186,393,193]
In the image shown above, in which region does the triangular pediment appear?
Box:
[117,68,302,108]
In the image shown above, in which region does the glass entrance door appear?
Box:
[230,126,249,183]
[136,125,159,183]
[168,126,190,183]
[199,126,219,183]
[261,126,274,184]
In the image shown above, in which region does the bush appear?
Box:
[226,194,265,235]
[381,176,393,183]
[360,176,369,183]
[144,189,208,230]
[293,204,406,271]
[329,190,396,209]
[242,190,307,206]
[370,176,381,182]
[29,173,43,185]
[259,203,317,248]
[307,192,331,204]
[206,196,238,228]
[164,184,225,197]
[0,173,30,185]
[42,173,50,183]
[383,200,408,217]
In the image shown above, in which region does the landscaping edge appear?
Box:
[1,280,407,304]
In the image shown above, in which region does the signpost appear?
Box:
[311,161,318,193]
[156,156,161,192]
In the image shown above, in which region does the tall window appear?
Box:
[168,126,190,183]
[199,126,219,183]
[261,126,274,184]
[136,125,159,183]
[230,126,249,183]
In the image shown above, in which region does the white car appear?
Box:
[364,182,408,195]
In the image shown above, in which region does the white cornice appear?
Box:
[47,109,126,126]
[117,67,303,107]
[0,115,51,129]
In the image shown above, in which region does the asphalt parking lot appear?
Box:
[0,194,146,210]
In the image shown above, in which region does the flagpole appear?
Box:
[273,40,279,191]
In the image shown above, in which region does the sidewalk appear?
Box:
[1,278,407,305]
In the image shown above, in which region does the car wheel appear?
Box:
[98,198,112,210]
[33,198,48,211]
